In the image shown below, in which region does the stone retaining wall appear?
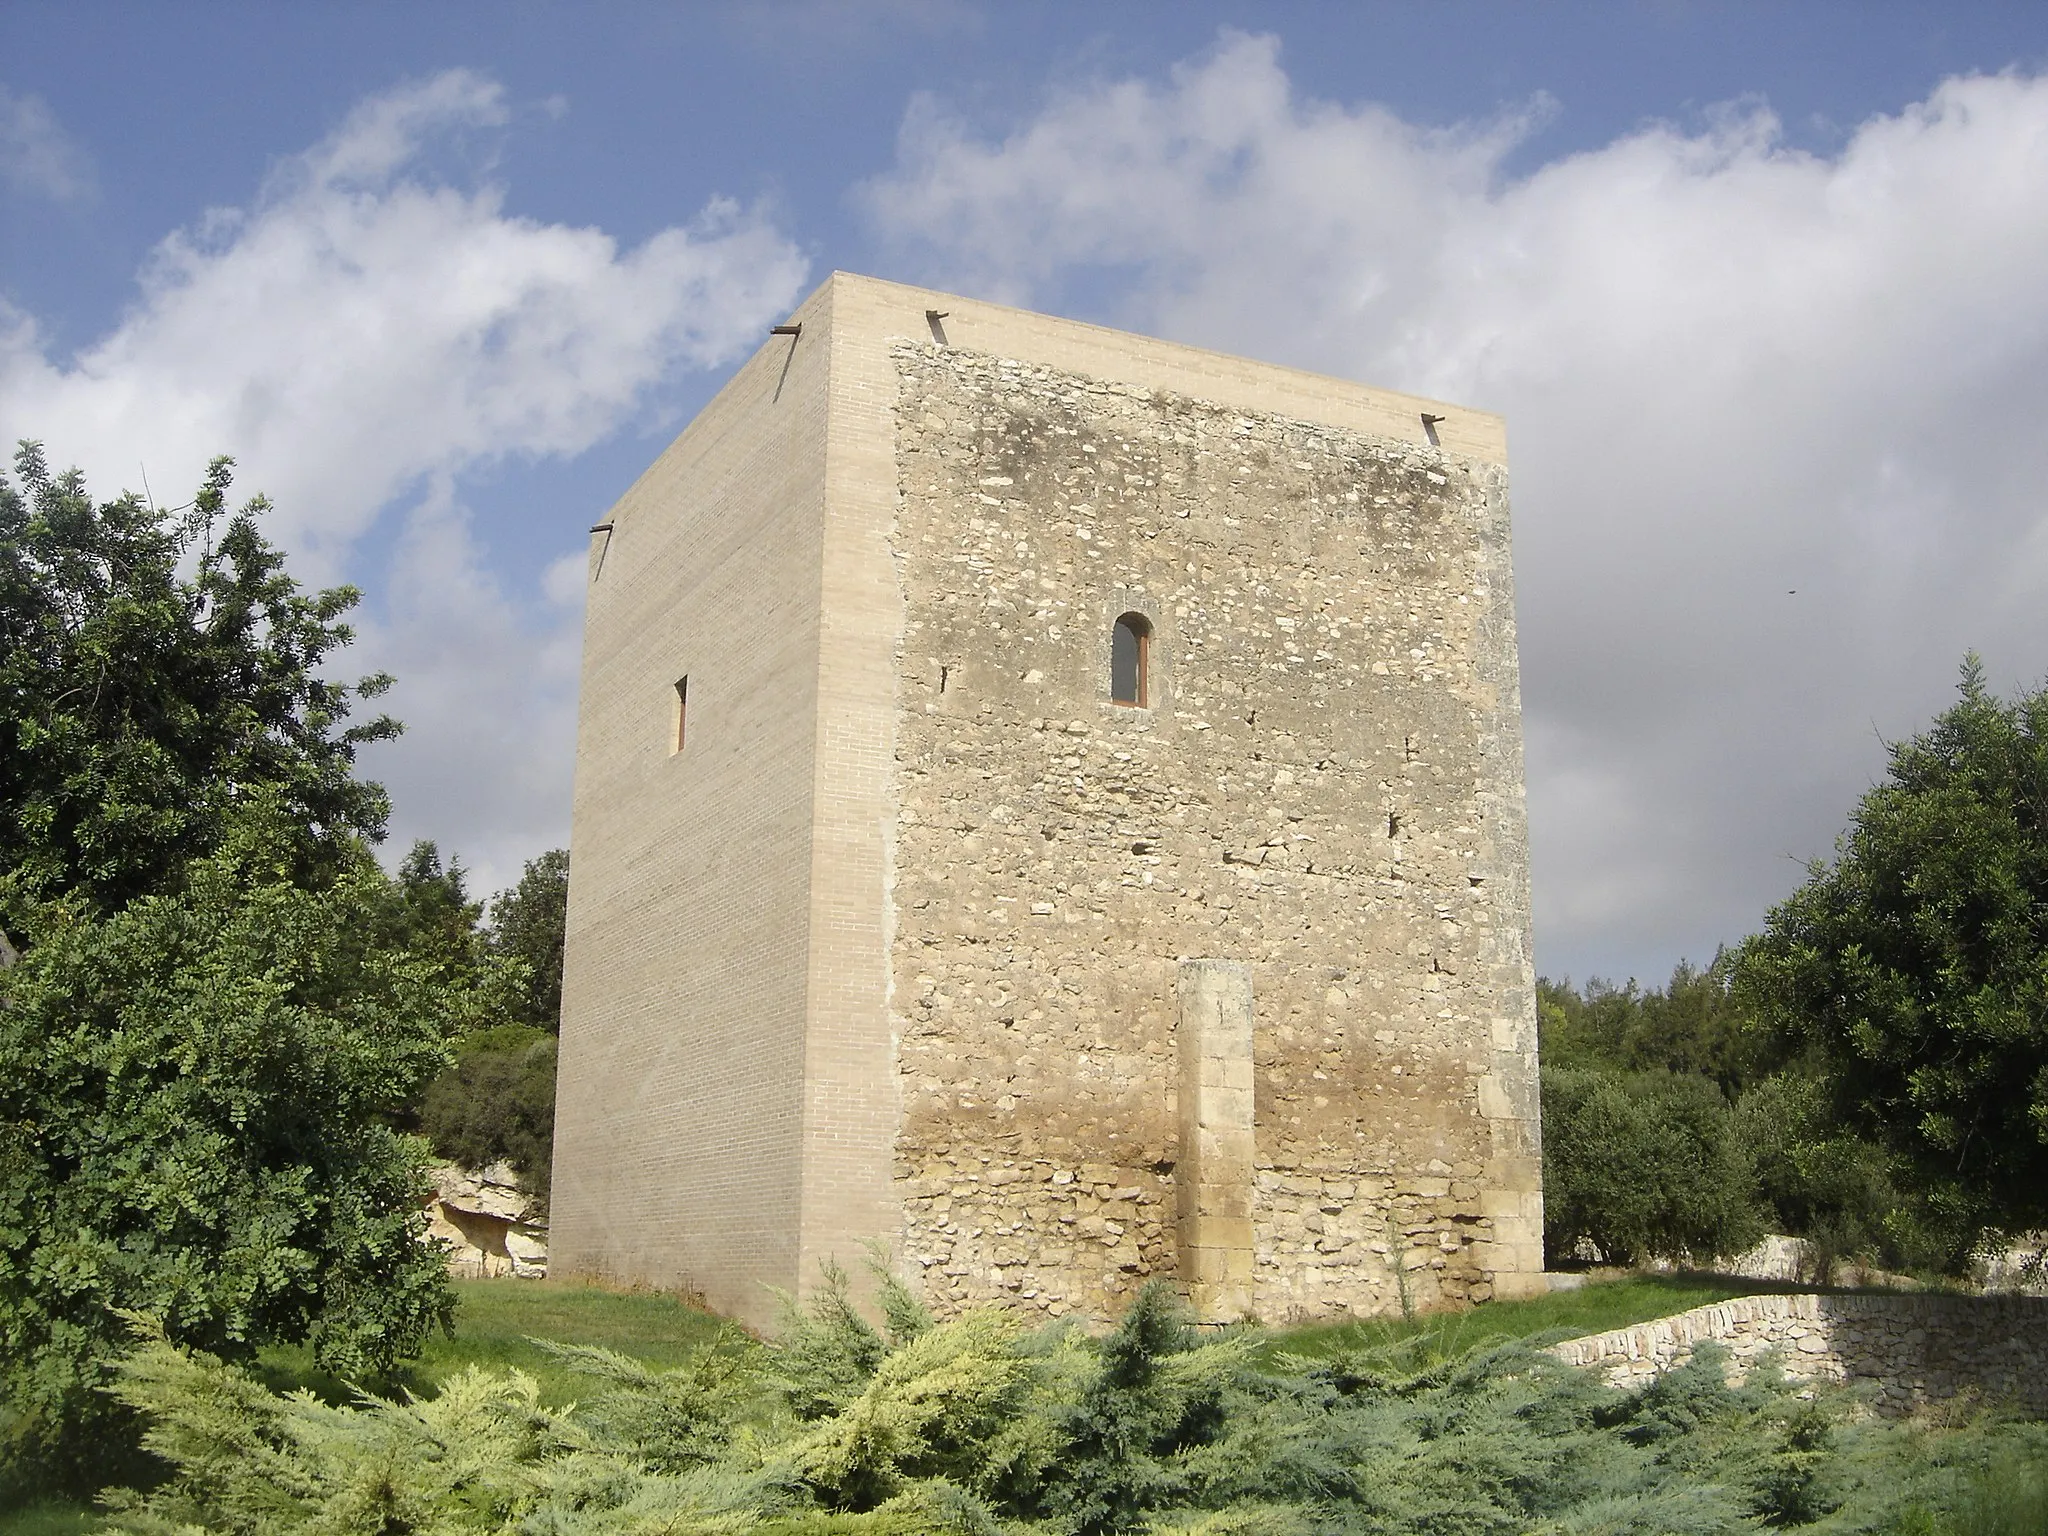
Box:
[1546,1292,2048,1417]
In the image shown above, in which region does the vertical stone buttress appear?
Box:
[1177,960,1255,1321]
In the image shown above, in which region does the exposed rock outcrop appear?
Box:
[425,1162,547,1278]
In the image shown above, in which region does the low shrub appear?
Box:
[1542,1066,1765,1266]
[97,1274,2048,1534]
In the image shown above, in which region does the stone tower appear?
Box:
[551,272,1544,1328]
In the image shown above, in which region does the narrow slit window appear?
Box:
[1111,613,1151,707]
[672,677,688,754]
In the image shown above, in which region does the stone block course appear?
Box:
[1548,1292,2048,1417]
[553,272,1542,1330]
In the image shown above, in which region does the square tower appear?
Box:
[551,273,1544,1327]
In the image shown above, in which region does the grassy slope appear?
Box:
[251,1275,747,1406]
[0,1512,102,1536]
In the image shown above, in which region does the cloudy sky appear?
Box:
[5,2,2047,985]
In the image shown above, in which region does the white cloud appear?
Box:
[862,34,2048,979]
[3,69,808,574]
[353,477,589,894]
[0,84,94,202]
[0,70,810,894]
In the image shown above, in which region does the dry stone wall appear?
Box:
[1547,1293,2048,1417]
[886,344,1541,1323]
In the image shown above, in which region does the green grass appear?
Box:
[1261,1271,1778,1364]
[252,1276,748,1405]
[1941,1450,2048,1536]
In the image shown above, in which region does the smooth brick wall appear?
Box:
[551,300,832,1325]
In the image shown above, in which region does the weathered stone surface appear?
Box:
[887,341,1540,1323]
[426,1163,547,1279]
[553,272,1541,1328]
[1547,1293,2048,1417]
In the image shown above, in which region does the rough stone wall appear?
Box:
[1548,1293,2048,1418]
[887,344,1541,1323]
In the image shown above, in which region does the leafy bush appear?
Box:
[1542,1066,1765,1267]
[1731,1073,1945,1278]
[416,1025,557,1205]
[0,812,466,1497]
[97,1274,2048,1534]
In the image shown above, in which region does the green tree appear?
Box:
[1736,658,2048,1263]
[1541,1067,1764,1267]
[0,448,467,1493]
[1732,1074,1926,1276]
[487,847,567,1032]
[1539,954,1768,1094]
[0,443,395,924]
[407,849,566,1198]
[0,808,464,1492]
[388,839,489,989]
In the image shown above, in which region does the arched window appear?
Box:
[1111,612,1151,707]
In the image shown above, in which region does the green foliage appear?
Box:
[1040,1283,1244,1534]
[1538,954,1772,1094]
[1538,968,1942,1277]
[101,1321,562,1534]
[0,1506,105,1536]
[1930,1447,2048,1536]
[783,1309,1028,1511]
[416,1027,557,1205]
[1541,1067,1765,1266]
[99,1277,2048,1535]
[0,449,494,1496]
[767,1255,942,1420]
[487,848,567,1032]
[1731,1074,1941,1277]
[1736,657,2048,1261]
[0,809,466,1493]
[386,840,489,991]
[533,1336,755,1473]
[0,444,395,920]
[404,847,569,1192]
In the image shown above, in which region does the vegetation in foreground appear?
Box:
[53,1271,2048,1534]
[0,447,566,1498]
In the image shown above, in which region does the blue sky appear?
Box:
[6,1,2048,983]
